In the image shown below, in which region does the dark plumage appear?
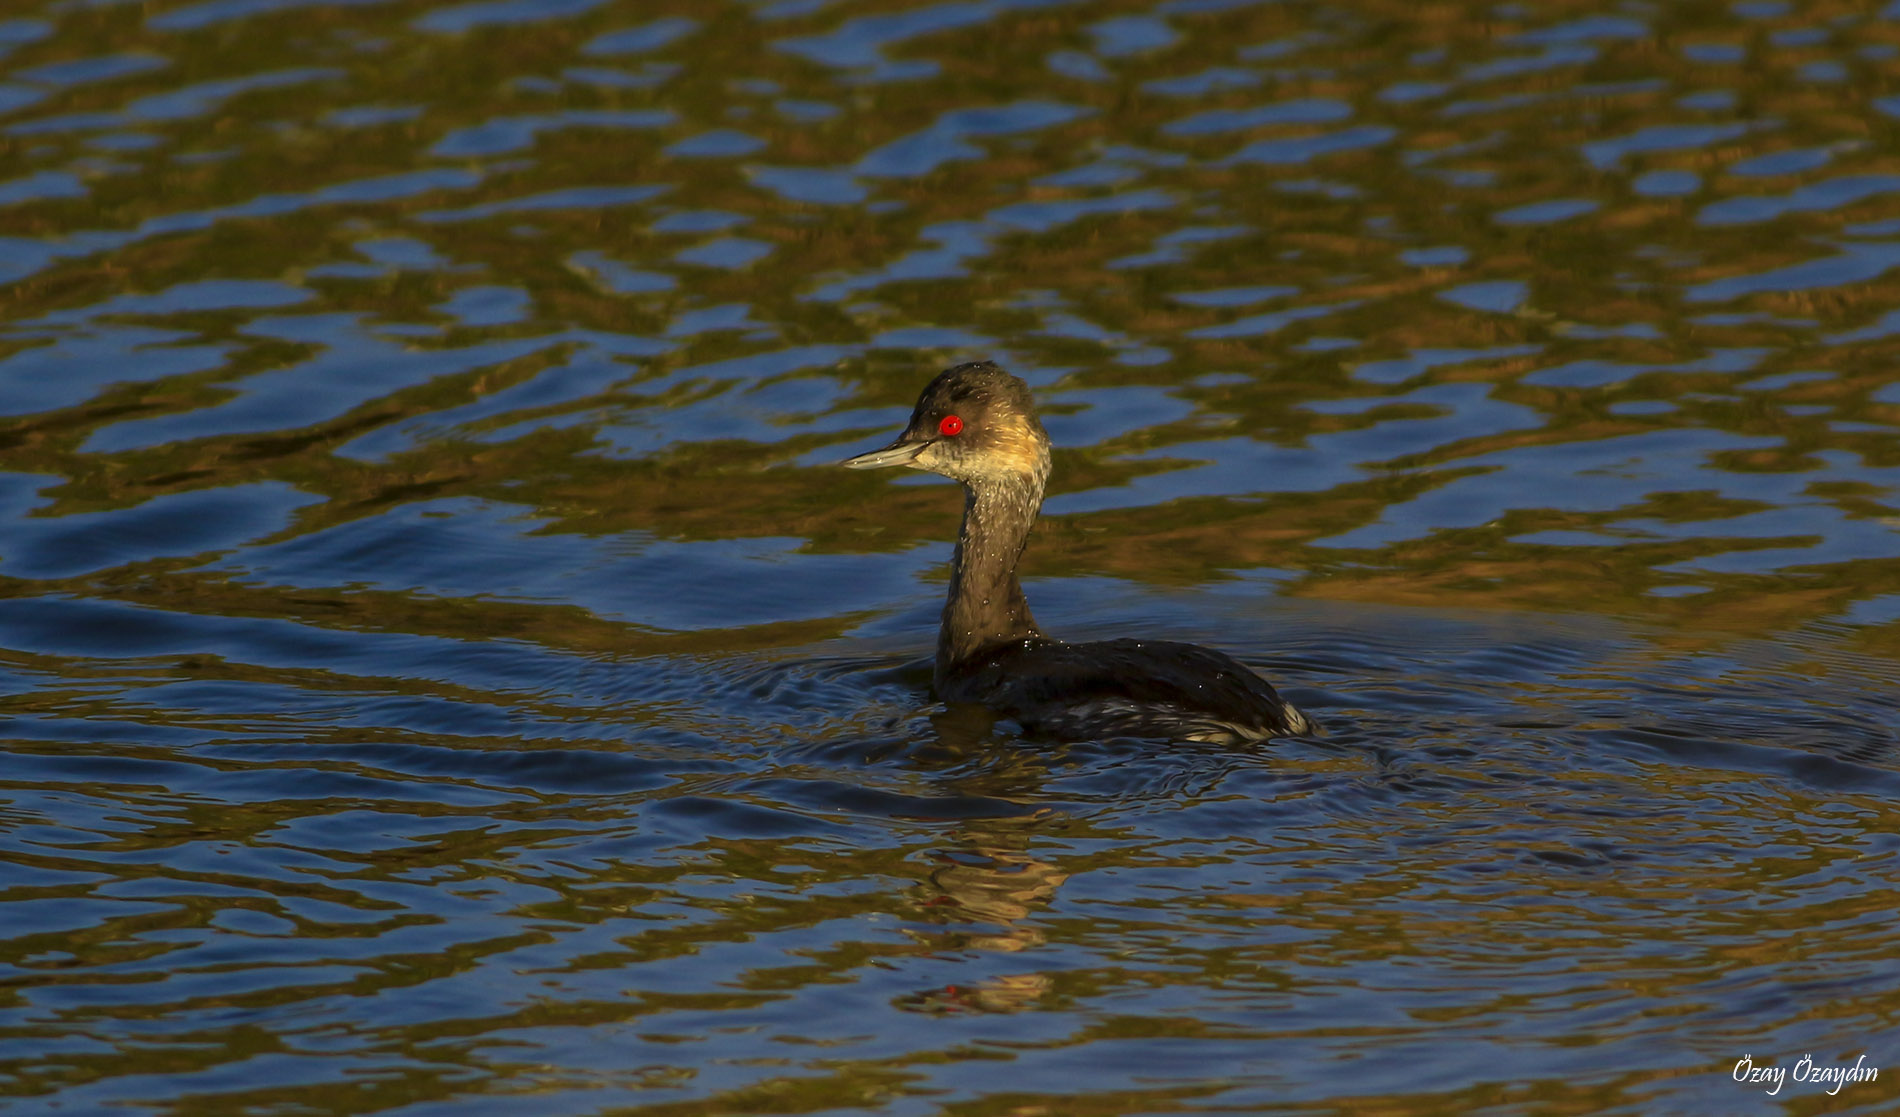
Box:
[844,361,1315,744]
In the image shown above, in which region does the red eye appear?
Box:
[938,414,964,436]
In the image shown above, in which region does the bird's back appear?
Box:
[942,637,1316,744]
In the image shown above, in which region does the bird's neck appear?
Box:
[937,472,1046,683]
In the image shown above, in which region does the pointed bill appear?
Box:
[842,439,929,469]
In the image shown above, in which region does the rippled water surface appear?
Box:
[5,0,1900,1112]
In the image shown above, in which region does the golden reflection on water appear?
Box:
[3,0,1900,1113]
[2,1,1897,643]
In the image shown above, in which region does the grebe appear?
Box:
[843,361,1316,743]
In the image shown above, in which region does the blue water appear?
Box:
[3,0,1899,1113]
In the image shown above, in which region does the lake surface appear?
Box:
[3,0,1900,1113]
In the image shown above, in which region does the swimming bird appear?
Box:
[843,361,1316,743]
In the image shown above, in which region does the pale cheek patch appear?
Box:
[982,416,1050,479]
